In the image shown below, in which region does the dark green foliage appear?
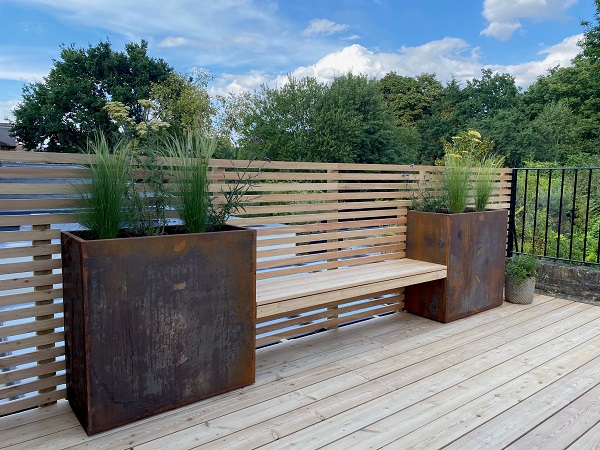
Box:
[12,40,172,152]
[506,254,539,281]
[239,73,409,164]
[379,72,444,126]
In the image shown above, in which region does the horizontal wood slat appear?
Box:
[0,389,66,418]
[255,300,403,347]
[257,226,406,248]
[0,258,61,276]
[0,289,62,308]
[240,200,410,216]
[0,244,60,260]
[0,302,62,323]
[0,360,65,386]
[257,243,405,272]
[0,331,64,355]
[256,293,403,334]
[256,252,407,280]
[0,345,65,370]
[251,217,405,237]
[258,235,404,260]
[1,317,64,339]
[0,274,62,292]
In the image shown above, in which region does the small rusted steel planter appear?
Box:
[404,209,507,323]
[61,225,256,435]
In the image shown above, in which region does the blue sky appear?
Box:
[0,0,596,121]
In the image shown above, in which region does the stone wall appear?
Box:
[536,261,600,304]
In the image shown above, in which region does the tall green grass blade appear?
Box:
[75,133,132,239]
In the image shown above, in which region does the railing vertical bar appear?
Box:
[556,169,566,259]
[568,169,578,260]
[544,170,552,257]
[582,169,593,262]
[532,170,540,254]
[507,168,519,256]
[520,169,529,252]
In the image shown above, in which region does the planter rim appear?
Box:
[61,224,251,243]
[408,209,508,216]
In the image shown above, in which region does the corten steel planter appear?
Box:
[404,209,508,323]
[61,225,257,435]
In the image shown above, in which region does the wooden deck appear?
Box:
[3,294,600,449]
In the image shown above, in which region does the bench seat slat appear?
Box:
[256,268,447,321]
[256,259,447,318]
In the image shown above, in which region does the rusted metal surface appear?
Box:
[404,210,507,323]
[61,225,257,435]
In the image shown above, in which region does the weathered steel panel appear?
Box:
[404,210,507,323]
[62,225,256,435]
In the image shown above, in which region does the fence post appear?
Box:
[507,168,518,257]
[326,168,339,329]
[33,222,57,405]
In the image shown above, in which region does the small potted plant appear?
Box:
[505,254,539,304]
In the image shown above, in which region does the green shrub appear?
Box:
[506,254,539,281]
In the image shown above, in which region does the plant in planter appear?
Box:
[404,130,508,323]
[505,254,539,304]
[62,128,258,435]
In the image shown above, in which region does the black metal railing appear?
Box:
[508,167,600,266]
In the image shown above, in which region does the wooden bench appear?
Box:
[217,160,449,346]
[256,259,447,321]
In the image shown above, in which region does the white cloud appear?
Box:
[481,21,522,41]
[158,36,191,48]
[303,19,349,36]
[212,33,582,94]
[490,34,582,87]
[481,0,578,40]
[286,39,482,84]
[0,47,51,82]
[0,100,20,122]
[13,0,335,69]
[210,70,272,96]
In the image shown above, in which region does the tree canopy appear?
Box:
[238,73,415,164]
[12,40,173,152]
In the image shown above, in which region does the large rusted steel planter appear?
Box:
[404,209,507,323]
[61,225,256,435]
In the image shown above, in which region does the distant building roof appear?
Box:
[0,123,17,148]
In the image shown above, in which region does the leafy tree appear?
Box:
[239,76,325,161]
[524,62,598,142]
[531,101,578,163]
[102,71,215,140]
[12,40,172,152]
[471,106,536,167]
[239,73,408,164]
[455,69,521,123]
[379,72,444,126]
[150,70,214,134]
[580,0,600,62]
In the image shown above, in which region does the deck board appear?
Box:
[2,295,600,450]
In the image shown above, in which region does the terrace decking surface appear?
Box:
[3,294,600,449]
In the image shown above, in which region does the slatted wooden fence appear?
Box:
[0,150,512,416]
